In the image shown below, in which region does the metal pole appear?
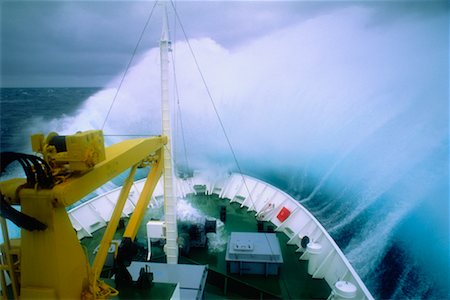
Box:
[0,218,18,299]
[160,2,178,264]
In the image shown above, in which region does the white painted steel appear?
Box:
[67,173,373,300]
[219,174,374,300]
[160,2,178,264]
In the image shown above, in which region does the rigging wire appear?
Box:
[169,0,257,205]
[169,0,191,176]
[101,1,159,131]
[176,98,191,175]
[171,51,191,175]
[100,1,159,200]
[168,6,291,294]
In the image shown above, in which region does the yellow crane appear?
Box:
[0,130,168,299]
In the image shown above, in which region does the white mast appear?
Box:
[160,2,178,264]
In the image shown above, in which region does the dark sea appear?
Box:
[1,87,101,153]
[0,87,448,300]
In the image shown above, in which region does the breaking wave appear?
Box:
[27,6,449,299]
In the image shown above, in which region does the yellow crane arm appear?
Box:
[52,136,167,207]
[123,148,164,241]
[0,132,168,299]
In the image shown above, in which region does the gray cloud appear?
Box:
[1,0,447,87]
[2,1,158,86]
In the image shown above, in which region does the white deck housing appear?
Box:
[67,172,374,300]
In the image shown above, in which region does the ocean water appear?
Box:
[1,88,100,153]
[0,84,447,300]
[0,88,100,243]
[0,8,449,299]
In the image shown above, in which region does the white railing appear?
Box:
[67,172,373,299]
[216,174,374,300]
[67,178,194,239]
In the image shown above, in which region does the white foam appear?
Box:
[34,6,448,298]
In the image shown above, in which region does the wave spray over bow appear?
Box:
[39,7,448,299]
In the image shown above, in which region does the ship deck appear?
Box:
[81,192,331,299]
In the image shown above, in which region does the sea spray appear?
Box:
[12,7,449,298]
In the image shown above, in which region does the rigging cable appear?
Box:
[169,0,256,204]
[171,48,191,175]
[169,4,293,297]
[101,1,159,131]
[168,0,191,175]
[100,1,158,201]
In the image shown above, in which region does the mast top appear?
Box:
[161,2,170,43]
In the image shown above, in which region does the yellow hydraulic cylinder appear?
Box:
[90,164,138,284]
[123,149,163,241]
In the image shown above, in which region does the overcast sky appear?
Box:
[1,0,448,87]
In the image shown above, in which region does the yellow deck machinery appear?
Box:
[0,130,167,299]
